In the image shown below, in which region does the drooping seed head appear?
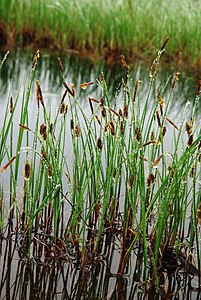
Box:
[101,106,107,119]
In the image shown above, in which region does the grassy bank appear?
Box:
[0,0,201,67]
[0,44,201,290]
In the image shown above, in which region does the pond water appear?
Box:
[0,50,200,299]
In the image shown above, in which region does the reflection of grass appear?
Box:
[0,1,201,65]
[0,45,201,289]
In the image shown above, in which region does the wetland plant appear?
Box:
[0,43,201,295]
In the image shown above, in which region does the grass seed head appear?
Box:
[24,162,31,181]
[135,127,141,142]
[36,80,44,108]
[156,110,161,127]
[146,173,155,187]
[190,167,194,178]
[48,165,53,179]
[39,123,47,141]
[60,103,68,116]
[185,118,193,136]
[58,57,64,75]
[97,137,103,151]
[70,119,74,130]
[50,123,53,134]
[187,134,194,147]
[118,108,123,119]
[133,80,138,102]
[75,124,81,138]
[101,106,107,118]
[32,50,40,68]
[171,71,180,91]
[162,126,167,137]
[41,148,47,162]
[10,96,13,113]
[128,174,134,188]
[123,104,128,119]
[120,121,124,135]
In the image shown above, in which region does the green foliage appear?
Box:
[0,0,201,63]
[0,47,200,281]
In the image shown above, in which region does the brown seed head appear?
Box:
[70,119,74,130]
[187,134,194,147]
[60,102,66,115]
[48,165,53,178]
[160,38,169,52]
[120,55,130,72]
[24,162,31,180]
[100,72,105,82]
[120,121,124,135]
[39,123,47,141]
[58,57,64,75]
[128,174,134,188]
[105,121,116,136]
[123,104,128,119]
[135,127,141,142]
[113,168,117,178]
[156,110,161,127]
[162,126,167,137]
[32,50,40,68]
[10,96,13,113]
[75,124,81,138]
[50,123,54,134]
[101,106,107,118]
[171,71,180,91]
[133,80,138,102]
[190,167,194,178]
[41,148,47,162]
[97,137,103,150]
[36,80,44,108]
[146,173,155,187]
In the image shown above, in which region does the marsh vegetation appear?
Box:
[0,42,201,299]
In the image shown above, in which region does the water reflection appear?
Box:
[0,50,200,300]
[0,236,200,300]
[0,50,200,118]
